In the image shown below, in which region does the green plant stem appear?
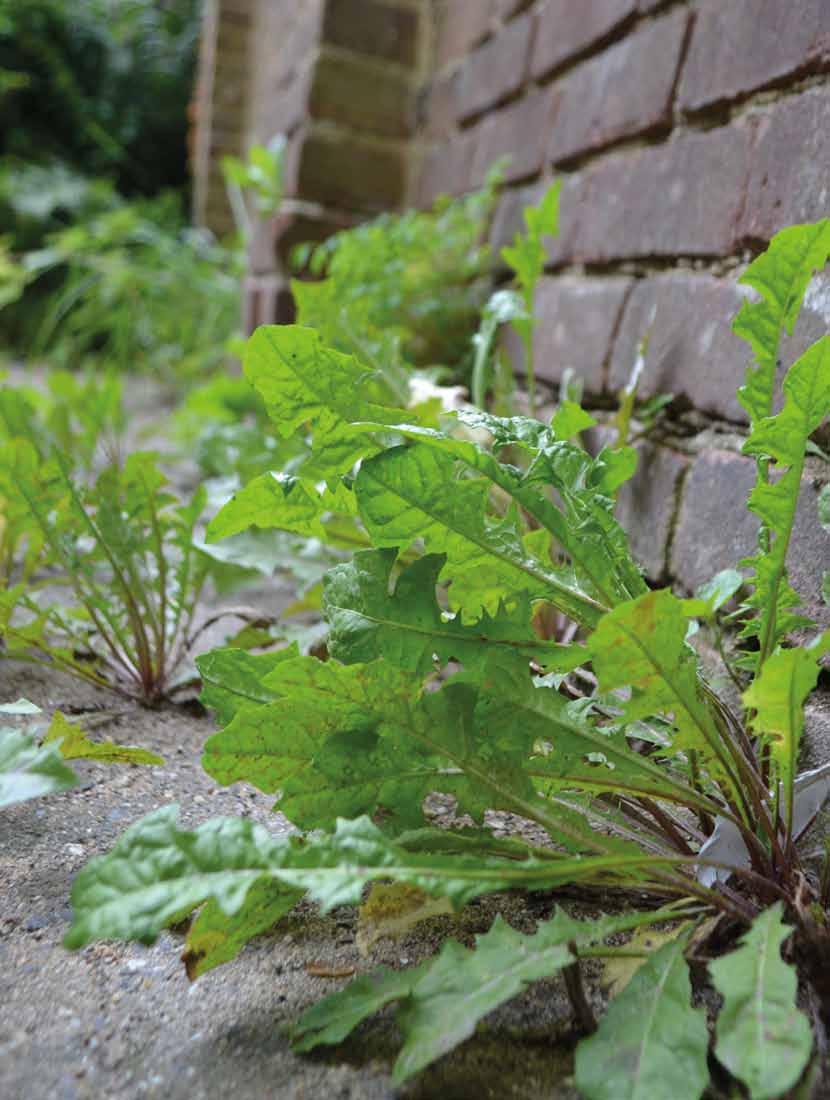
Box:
[522,327,536,421]
[757,450,808,674]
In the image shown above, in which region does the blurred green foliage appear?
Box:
[0,0,201,197]
[291,167,503,393]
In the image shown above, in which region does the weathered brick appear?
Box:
[573,126,751,261]
[679,0,830,114]
[531,0,637,80]
[534,275,633,393]
[609,267,830,423]
[253,65,311,139]
[275,209,356,267]
[422,70,459,139]
[456,13,534,121]
[417,135,476,203]
[243,273,293,333]
[470,88,557,186]
[297,128,407,210]
[268,0,324,87]
[609,274,748,422]
[247,217,279,275]
[549,11,689,165]
[435,0,494,71]
[740,87,830,244]
[495,0,533,19]
[789,462,830,631]
[322,0,420,68]
[489,180,549,253]
[673,450,830,625]
[783,272,830,384]
[671,450,758,593]
[309,51,415,138]
[544,171,590,267]
[616,443,688,581]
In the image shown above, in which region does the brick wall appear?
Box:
[417,0,830,602]
[195,1,830,609]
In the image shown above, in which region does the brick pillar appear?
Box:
[195,0,426,332]
[191,0,256,235]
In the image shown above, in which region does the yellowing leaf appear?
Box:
[356,883,452,956]
[601,923,688,998]
[44,711,163,766]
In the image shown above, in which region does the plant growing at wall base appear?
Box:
[64,220,830,1099]
[291,166,503,389]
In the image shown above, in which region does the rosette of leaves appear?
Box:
[66,221,830,1098]
[0,444,209,703]
[0,369,124,471]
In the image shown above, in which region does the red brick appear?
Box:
[243,273,293,333]
[254,66,310,138]
[679,0,830,114]
[573,126,751,261]
[422,70,459,140]
[417,135,476,203]
[269,1,324,88]
[309,51,415,138]
[297,127,407,210]
[435,0,494,71]
[740,87,830,244]
[549,11,689,165]
[609,274,748,422]
[543,171,590,267]
[789,461,830,632]
[490,180,549,253]
[322,0,420,68]
[534,275,633,393]
[456,13,534,121]
[672,450,830,623]
[470,88,557,186]
[671,450,758,593]
[495,0,533,19]
[530,0,637,80]
[610,266,830,424]
[616,443,688,581]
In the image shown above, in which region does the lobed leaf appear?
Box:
[743,637,829,828]
[243,325,411,476]
[710,904,812,1100]
[206,472,356,543]
[734,220,830,425]
[65,807,666,951]
[295,906,674,1083]
[588,589,733,787]
[197,644,299,726]
[324,549,584,676]
[741,337,830,663]
[575,935,708,1100]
